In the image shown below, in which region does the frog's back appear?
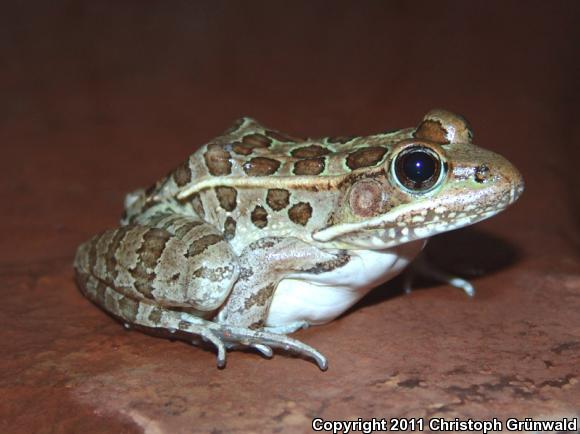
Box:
[170,117,412,190]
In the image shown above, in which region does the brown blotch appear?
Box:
[266,130,299,143]
[105,227,129,278]
[293,157,326,175]
[187,234,223,258]
[204,144,232,176]
[223,216,236,241]
[215,186,238,211]
[291,145,330,158]
[242,133,271,147]
[288,202,313,226]
[266,189,290,211]
[232,133,271,155]
[190,193,205,218]
[327,136,355,144]
[139,228,172,269]
[243,157,281,176]
[345,146,387,170]
[174,220,204,239]
[415,119,449,144]
[244,283,276,310]
[251,205,268,228]
[173,161,192,186]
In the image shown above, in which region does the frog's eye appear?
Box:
[393,146,443,192]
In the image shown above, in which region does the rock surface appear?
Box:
[1,1,579,433]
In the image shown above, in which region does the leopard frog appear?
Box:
[74,109,524,370]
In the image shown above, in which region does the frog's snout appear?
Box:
[472,151,525,215]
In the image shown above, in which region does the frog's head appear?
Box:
[312,109,524,249]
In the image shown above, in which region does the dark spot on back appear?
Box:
[291,145,330,158]
[224,217,237,240]
[266,189,290,211]
[243,157,281,176]
[215,186,238,211]
[346,146,387,170]
[232,133,271,155]
[288,202,313,226]
[204,144,232,176]
[293,157,326,175]
[173,160,192,186]
[251,205,268,228]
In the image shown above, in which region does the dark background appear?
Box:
[1,2,579,433]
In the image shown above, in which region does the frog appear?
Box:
[74,109,524,370]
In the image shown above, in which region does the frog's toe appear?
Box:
[251,343,273,358]
[198,329,227,368]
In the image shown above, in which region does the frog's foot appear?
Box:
[176,314,326,369]
[214,324,327,370]
[405,255,475,297]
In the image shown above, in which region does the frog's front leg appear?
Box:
[213,237,344,368]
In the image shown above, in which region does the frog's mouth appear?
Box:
[312,180,524,250]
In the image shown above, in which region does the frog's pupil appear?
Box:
[401,151,436,183]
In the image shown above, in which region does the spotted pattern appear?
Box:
[131,228,172,298]
[223,216,236,240]
[345,146,387,170]
[288,202,313,226]
[173,161,192,186]
[414,120,449,144]
[187,234,223,257]
[215,186,238,211]
[293,157,326,175]
[266,189,290,211]
[232,134,272,155]
[243,157,281,176]
[204,144,232,176]
[291,145,330,158]
[251,205,268,228]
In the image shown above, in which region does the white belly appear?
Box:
[266,240,425,327]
